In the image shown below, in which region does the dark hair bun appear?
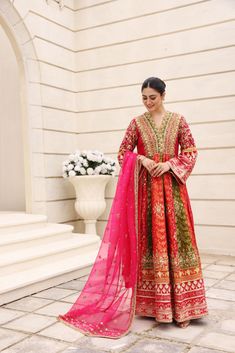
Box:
[141,77,166,95]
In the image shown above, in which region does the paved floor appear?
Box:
[0,253,235,353]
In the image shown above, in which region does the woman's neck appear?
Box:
[149,107,166,118]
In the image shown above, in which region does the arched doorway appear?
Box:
[0,24,25,211]
[0,2,44,214]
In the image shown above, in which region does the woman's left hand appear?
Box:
[150,162,170,177]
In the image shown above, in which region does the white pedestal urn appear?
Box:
[69,175,112,235]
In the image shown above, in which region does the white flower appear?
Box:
[68,170,76,176]
[63,150,116,178]
[86,153,93,161]
[93,150,104,158]
[80,167,86,175]
[67,163,74,170]
[68,154,76,161]
[78,156,84,163]
[95,166,102,174]
[87,167,94,175]
[74,165,81,171]
[63,159,70,166]
[87,153,98,162]
[82,159,89,167]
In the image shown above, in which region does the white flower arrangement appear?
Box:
[62,149,117,178]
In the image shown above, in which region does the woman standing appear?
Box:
[58,77,208,338]
[117,76,208,328]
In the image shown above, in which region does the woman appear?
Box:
[117,77,208,328]
[57,77,208,338]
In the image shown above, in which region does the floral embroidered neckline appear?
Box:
[144,110,173,154]
[144,110,170,132]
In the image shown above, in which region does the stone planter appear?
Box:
[69,175,112,235]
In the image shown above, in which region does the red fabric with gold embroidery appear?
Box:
[118,110,208,322]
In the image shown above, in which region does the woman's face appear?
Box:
[142,87,165,112]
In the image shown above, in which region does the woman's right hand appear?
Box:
[141,157,157,176]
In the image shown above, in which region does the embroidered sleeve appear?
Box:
[117,118,138,167]
[167,116,198,184]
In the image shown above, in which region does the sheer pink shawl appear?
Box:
[57,151,141,338]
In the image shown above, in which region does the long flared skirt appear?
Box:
[135,154,208,322]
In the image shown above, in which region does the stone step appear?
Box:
[0,212,101,305]
[0,233,100,276]
[0,212,48,234]
[0,223,74,252]
[0,248,99,305]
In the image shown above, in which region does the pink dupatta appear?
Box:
[57,151,141,338]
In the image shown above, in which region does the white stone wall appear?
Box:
[0,0,234,254]
[0,0,77,220]
[74,0,235,254]
[0,25,24,211]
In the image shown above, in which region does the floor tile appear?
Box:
[0,308,25,325]
[38,321,84,342]
[206,288,235,301]
[188,347,225,353]
[77,275,89,282]
[77,332,138,352]
[33,287,76,300]
[205,265,234,273]
[1,335,67,353]
[200,255,219,264]
[226,273,235,281]
[204,278,219,287]
[201,264,210,269]
[220,319,235,333]
[214,279,235,291]
[57,280,85,291]
[125,338,186,353]
[206,298,234,311]
[130,316,156,333]
[60,348,103,353]
[61,292,81,303]
[146,320,205,343]
[0,328,27,351]
[35,301,72,316]
[197,332,235,353]
[203,270,230,279]
[216,257,235,266]
[2,313,56,333]
[3,297,52,312]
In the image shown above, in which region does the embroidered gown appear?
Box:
[117,110,208,323]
